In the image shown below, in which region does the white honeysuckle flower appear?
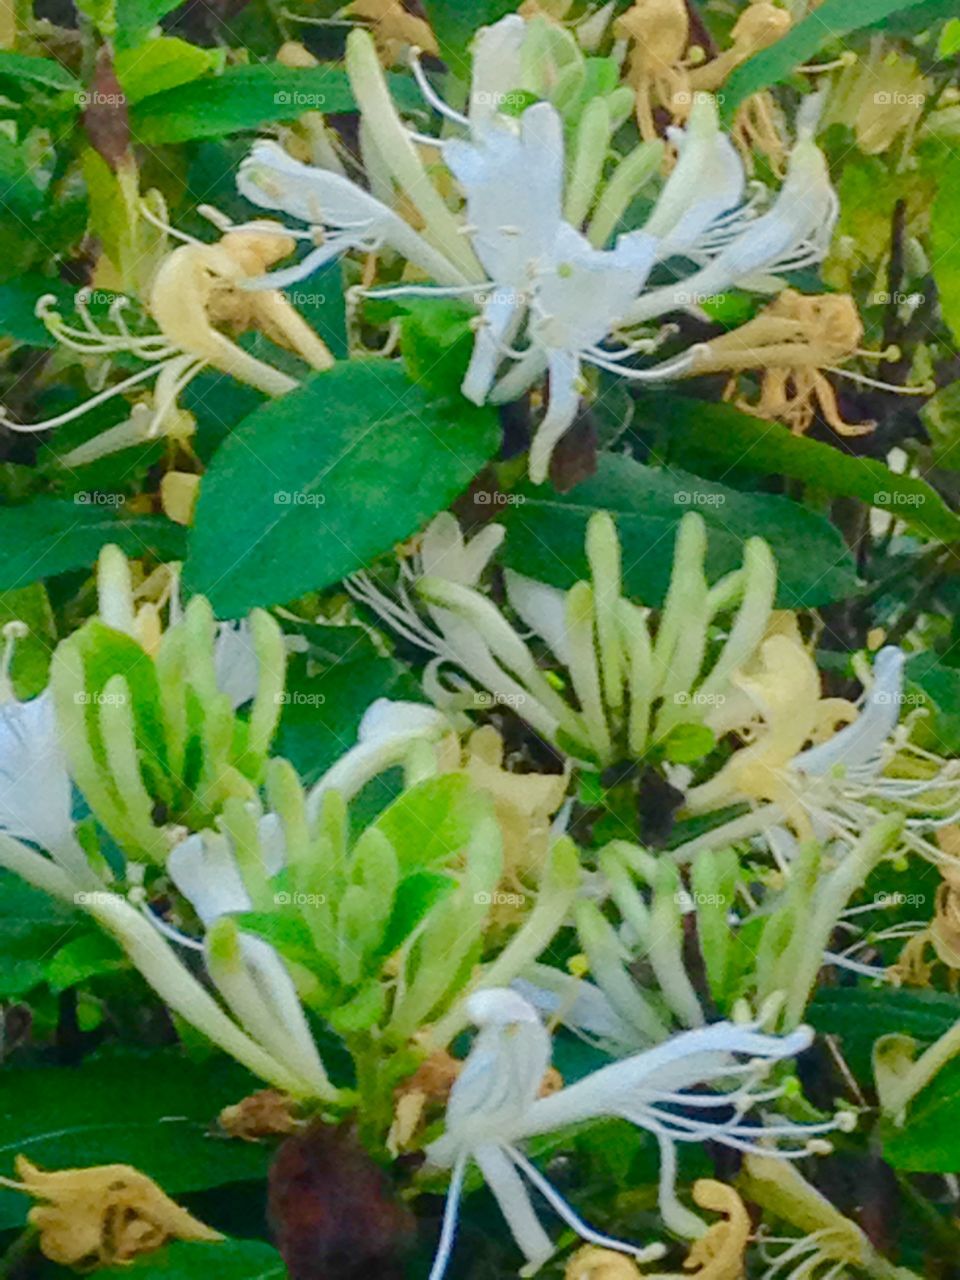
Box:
[235,141,472,290]
[637,96,747,260]
[233,13,838,482]
[511,966,644,1052]
[625,97,838,326]
[0,689,87,879]
[504,570,573,668]
[424,988,837,1278]
[677,644,960,865]
[213,620,261,709]
[166,820,332,1097]
[305,696,451,822]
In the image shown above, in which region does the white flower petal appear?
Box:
[793,646,906,779]
[168,831,252,926]
[0,692,74,855]
[504,571,572,668]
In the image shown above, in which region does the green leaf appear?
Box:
[0,500,186,591]
[932,155,960,348]
[809,986,960,1078]
[100,1240,287,1280]
[115,37,224,104]
[184,363,499,617]
[131,63,417,144]
[646,395,960,543]
[882,1058,960,1172]
[374,775,492,873]
[0,1052,269,1228]
[722,0,941,115]
[0,51,81,93]
[114,0,191,50]
[381,871,456,956]
[0,871,81,999]
[904,653,960,754]
[44,931,128,993]
[500,453,858,608]
[940,17,960,56]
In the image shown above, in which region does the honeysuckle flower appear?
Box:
[0,1157,222,1269]
[305,696,451,821]
[0,622,93,885]
[741,1154,920,1280]
[165,817,334,1099]
[234,11,838,481]
[624,96,838,326]
[352,509,777,770]
[676,643,960,866]
[425,987,838,1274]
[0,228,333,448]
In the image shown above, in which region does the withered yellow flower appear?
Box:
[3,1157,221,1269]
[679,290,875,437]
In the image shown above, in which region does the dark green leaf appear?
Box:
[644,395,960,543]
[722,0,940,115]
[809,986,960,1078]
[883,1058,960,1172]
[0,51,81,93]
[101,1239,286,1278]
[184,363,499,617]
[131,64,417,144]
[0,1052,269,1228]
[114,0,192,50]
[0,872,81,999]
[274,628,419,787]
[0,500,186,591]
[44,931,128,993]
[500,453,858,608]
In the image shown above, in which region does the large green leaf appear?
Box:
[131,64,417,144]
[643,395,960,543]
[722,0,940,116]
[184,363,500,617]
[932,155,960,349]
[0,1052,269,1229]
[810,987,960,1077]
[0,500,186,591]
[500,453,857,608]
[101,1240,286,1279]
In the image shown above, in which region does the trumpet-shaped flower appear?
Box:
[351,510,777,770]
[676,641,960,865]
[0,229,333,450]
[425,988,837,1278]
[233,12,837,481]
[165,817,333,1099]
